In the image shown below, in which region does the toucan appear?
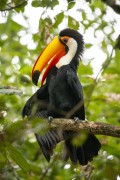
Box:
[23,28,101,165]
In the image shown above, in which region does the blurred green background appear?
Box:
[0,0,120,179]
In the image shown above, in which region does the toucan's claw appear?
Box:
[74,117,88,123]
[74,117,80,123]
[48,116,53,123]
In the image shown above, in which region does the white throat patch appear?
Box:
[56,38,78,68]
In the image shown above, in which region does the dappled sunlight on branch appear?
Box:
[49,118,120,138]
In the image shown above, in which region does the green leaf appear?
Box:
[32,0,59,9]
[67,1,76,10]
[85,43,92,48]
[78,63,93,76]
[0,144,7,169]
[6,143,31,172]
[32,0,42,7]
[5,120,27,143]
[0,152,6,169]
[53,12,64,28]
[0,0,7,10]
[50,0,59,9]
[67,0,75,3]
[82,11,87,20]
[45,17,52,25]
[68,16,79,30]
[14,0,28,12]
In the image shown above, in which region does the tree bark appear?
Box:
[0,86,23,95]
[49,119,120,138]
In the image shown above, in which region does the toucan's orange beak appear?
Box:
[32,36,66,86]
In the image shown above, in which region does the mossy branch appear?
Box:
[49,119,120,138]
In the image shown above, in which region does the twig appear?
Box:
[86,46,114,109]
[0,86,23,95]
[95,48,114,82]
[40,155,57,180]
[0,0,28,12]
[49,118,120,138]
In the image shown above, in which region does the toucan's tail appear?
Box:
[36,130,101,165]
[35,129,64,162]
[63,133,101,165]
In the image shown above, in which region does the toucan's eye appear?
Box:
[63,38,68,44]
[59,36,69,45]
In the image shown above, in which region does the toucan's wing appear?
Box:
[35,129,64,162]
[22,84,49,119]
[22,67,58,119]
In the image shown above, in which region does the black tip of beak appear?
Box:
[32,70,40,86]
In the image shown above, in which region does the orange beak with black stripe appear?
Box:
[32,36,69,86]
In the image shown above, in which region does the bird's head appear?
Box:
[32,28,84,86]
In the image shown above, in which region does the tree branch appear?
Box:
[49,119,120,138]
[0,86,23,95]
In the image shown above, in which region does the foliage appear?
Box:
[0,0,120,179]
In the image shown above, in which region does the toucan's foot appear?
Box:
[74,117,88,123]
[74,117,80,123]
[48,116,53,123]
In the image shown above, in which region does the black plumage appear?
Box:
[47,66,101,165]
[48,66,85,119]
